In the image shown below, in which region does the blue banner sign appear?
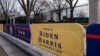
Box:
[15,24,31,43]
[3,24,16,36]
[3,24,9,33]
[86,24,100,56]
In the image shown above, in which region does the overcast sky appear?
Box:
[77,0,89,5]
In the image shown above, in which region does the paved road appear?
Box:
[0,36,27,56]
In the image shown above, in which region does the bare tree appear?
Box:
[47,0,67,22]
[18,0,37,24]
[66,0,79,22]
[0,0,16,24]
[33,0,46,20]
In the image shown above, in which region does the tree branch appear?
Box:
[73,0,78,9]
[30,0,37,12]
[66,0,70,4]
[18,0,27,14]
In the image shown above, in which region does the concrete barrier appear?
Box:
[0,45,8,56]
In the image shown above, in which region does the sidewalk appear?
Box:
[0,36,27,56]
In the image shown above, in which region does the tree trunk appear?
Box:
[58,11,61,22]
[5,18,8,24]
[34,13,40,23]
[66,8,68,18]
[33,16,35,23]
[26,14,30,24]
[4,14,9,24]
[70,8,74,22]
[57,10,62,22]
[50,12,53,20]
